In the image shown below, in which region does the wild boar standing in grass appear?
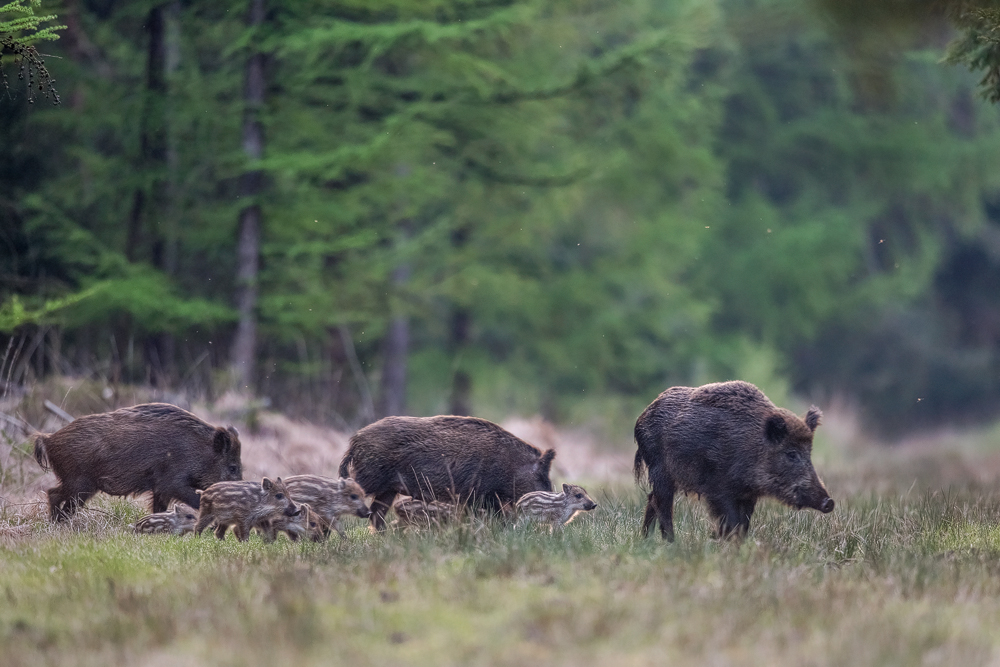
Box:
[280,475,371,539]
[32,403,242,521]
[194,478,299,542]
[634,380,834,541]
[133,503,199,536]
[257,504,327,543]
[340,415,556,531]
[516,483,597,529]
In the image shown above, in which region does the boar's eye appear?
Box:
[575,494,583,499]
[276,493,285,500]
[228,465,239,474]
[350,494,359,501]
[785,450,799,462]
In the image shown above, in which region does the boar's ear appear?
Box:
[764,414,787,444]
[336,478,345,490]
[262,477,273,491]
[562,483,570,493]
[227,425,240,439]
[536,449,556,477]
[805,406,822,432]
[212,426,233,454]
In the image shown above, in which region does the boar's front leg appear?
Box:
[151,491,171,514]
[173,486,203,511]
[734,498,756,536]
[232,519,254,542]
[708,496,751,540]
[369,491,397,532]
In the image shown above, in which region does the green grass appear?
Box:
[4,480,1000,666]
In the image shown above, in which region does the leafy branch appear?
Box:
[0,0,64,104]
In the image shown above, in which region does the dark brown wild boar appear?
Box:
[33,403,242,521]
[634,380,834,541]
[194,478,299,542]
[339,415,556,531]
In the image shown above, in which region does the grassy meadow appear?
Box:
[6,424,1000,667]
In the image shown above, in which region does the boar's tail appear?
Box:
[338,450,354,479]
[32,433,51,472]
[633,419,651,485]
[633,450,647,485]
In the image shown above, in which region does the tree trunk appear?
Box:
[449,225,472,415]
[129,4,177,387]
[379,264,410,417]
[230,0,266,392]
[449,307,471,416]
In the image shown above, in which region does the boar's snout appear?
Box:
[819,497,835,513]
[356,506,372,518]
[584,501,597,511]
[284,503,301,517]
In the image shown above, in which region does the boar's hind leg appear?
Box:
[47,483,96,522]
[194,512,215,537]
[646,466,676,542]
[641,493,657,537]
[370,491,397,532]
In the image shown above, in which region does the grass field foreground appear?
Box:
[5,469,1000,667]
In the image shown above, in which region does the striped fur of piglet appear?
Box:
[516,483,597,529]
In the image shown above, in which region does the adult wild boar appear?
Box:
[33,403,242,521]
[339,415,556,530]
[633,381,834,541]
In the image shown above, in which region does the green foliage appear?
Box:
[4,0,1000,431]
[0,0,63,103]
[946,3,1000,103]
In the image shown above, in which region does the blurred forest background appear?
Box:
[3,0,1000,437]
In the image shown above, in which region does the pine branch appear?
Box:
[0,0,64,104]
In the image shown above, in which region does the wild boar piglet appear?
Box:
[257,503,328,543]
[281,475,370,538]
[516,483,597,529]
[134,503,198,536]
[194,478,299,542]
[392,496,457,528]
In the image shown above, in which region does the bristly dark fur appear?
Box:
[339,415,557,531]
[32,403,243,522]
[634,381,833,542]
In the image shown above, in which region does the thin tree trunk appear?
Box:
[230,0,266,392]
[449,225,472,415]
[379,264,410,417]
[128,4,177,386]
[449,307,471,416]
